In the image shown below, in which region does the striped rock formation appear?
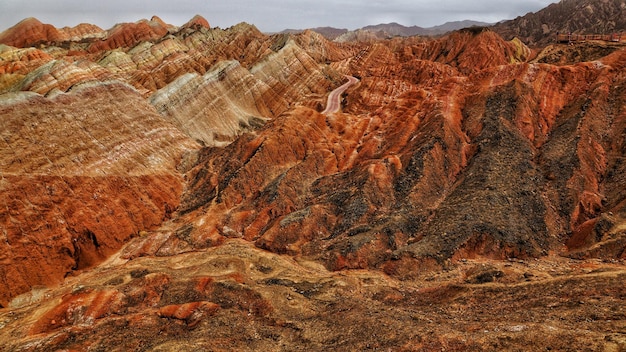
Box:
[0,14,625,350]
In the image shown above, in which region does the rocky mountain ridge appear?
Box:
[281,20,493,41]
[0,11,625,351]
[493,0,626,46]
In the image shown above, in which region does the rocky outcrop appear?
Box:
[57,23,104,41]
[0,17,63,48]
[335,29,390,43]
[3,16,621,286]
[181,15,211,31]
[0,174,182,306]
[149,60,283,146]
[0,46,52,92]
[0,83,196,175]
[250,38,344,107]
[533,40,626,65]
[87,18,171,53]
[8,59,117,95]
[0,16,352,305]
[291,30,361,63]
[147,30,346,146]
[492,0,626,47]
[160,27,626,275]
[0,18,104,48]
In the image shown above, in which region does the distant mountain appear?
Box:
[281,26,348,40]
[282,20,492,41]
[360,22,427,37]
[428,20,493,34]
[492,0,626,46]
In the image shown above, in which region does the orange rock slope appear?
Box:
[175,27,626,273]
[0,82,198,306]
[0,15,625,350]
[0,15,349,306]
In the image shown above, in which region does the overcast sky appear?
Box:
[0,0,558,33]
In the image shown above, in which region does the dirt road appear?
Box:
[322,75,359,114]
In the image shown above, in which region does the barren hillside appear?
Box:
[493,0,626,46]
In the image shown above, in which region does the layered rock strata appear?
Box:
[0,16,349,305]
[0,15,624,349]
[0,82,199,306]
[166,29,626,277]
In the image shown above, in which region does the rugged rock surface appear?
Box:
[1,239,624,351]
[0,11,625,350]
[0,15,349,306]
[87,17,172,53]
[493,0,626,47]
[181,15,211,31]
[0,82,199,306]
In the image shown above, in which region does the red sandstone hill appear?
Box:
[0,17,105,48]
[0,13,625,351]
[0,17,64,47]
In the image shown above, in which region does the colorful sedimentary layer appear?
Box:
[0,81,198,306]
[172,28,626,276]
[0,14,624,350]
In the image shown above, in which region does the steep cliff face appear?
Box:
[0,14,625,350]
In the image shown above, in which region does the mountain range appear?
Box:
[282,20,493,40]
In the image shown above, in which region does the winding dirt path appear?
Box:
[322,75,359,114]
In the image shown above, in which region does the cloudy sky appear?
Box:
[0,0,558,33]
